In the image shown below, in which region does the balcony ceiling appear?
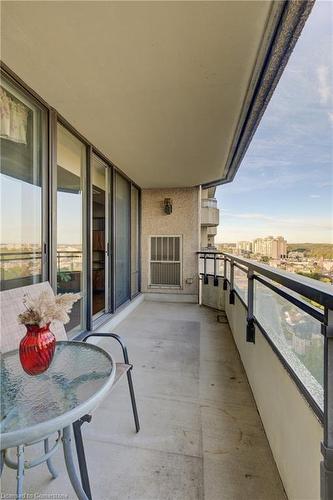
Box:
[2,1,281,188]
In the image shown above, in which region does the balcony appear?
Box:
[201,199,219,227]
[201,198,217,209]
[1,300,286,499]
[207,226,217,237]
[198,250,333,499]
[1,1,328,499]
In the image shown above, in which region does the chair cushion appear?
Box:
[0,282,67,354]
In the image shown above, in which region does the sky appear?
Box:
[216,0,333,244]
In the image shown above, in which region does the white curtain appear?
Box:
[0,87,28,145]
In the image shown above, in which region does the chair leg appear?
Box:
[126,368,140,433]
[82,333,140,432]
[107,334,140,433]
[73,416,92,500]
[44,438,58,479]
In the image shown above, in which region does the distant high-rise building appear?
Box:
[236,241,253,253]
[252,236,287,259]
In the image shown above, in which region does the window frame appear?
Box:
[148,235,183,289]
[0,71,49,289]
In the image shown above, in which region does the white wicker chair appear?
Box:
[0,281,140,499]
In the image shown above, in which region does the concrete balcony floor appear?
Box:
[2,302,287,499]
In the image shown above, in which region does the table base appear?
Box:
[1,423,92,500]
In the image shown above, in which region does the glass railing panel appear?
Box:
[226,260,230,280]
[205,258,215,276]
[216,257,224,276]
[201,198,217,209]
[234,266,248,304]
[199,254,224,277]
[254,279,323,409]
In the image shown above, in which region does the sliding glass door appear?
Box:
[115,172,130,308]
[92,154,109,318]
[0,75,47,291]
[56,124,87,335]
[0,68,141,333]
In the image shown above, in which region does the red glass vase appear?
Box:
[19,323,56,375]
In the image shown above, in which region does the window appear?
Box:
[0,75,47,291]
[56,123,87,335]
[150,236,181,287]
[115,172,130,308]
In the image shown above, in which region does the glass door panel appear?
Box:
[92,155,108,318]
[0,76,46,291]
[56,124,86,335]
[115,172,130,308]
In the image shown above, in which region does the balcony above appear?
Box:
[201,198,217,209]
[201,199,219,227]
[207,226,217,237]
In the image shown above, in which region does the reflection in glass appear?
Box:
[92,156,107,317]
[131,186,139,296]
[56,124,86,335]
[115,173,130,308]
[0,77,45,290]
[254,279,323,407]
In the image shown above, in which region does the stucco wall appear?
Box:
[141,187,200,300]
[225,289,323,500]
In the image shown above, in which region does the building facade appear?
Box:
[236,240,253,253]
[200,187,220,250]
[253,236,287,259]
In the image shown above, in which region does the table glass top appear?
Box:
[0,341,113,435]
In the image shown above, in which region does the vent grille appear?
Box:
[150,236,181,287]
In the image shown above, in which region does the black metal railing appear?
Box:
[198,250,333,494]
[0,251,83,287]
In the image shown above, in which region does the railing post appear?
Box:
[223,256,228,290]
[203,254,208,285]
[229,258,235,304]
[213,254,218,286]
[321,307,333,500]
[246,269,255,343]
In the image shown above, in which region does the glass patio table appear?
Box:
[0,341,116,500]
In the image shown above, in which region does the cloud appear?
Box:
[310,194,320,198]
[317,65,332,105]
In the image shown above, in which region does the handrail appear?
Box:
[198,250,333,309]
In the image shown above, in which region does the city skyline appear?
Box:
[216,1,333,245]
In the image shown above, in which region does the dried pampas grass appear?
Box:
[18,291,81,327]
